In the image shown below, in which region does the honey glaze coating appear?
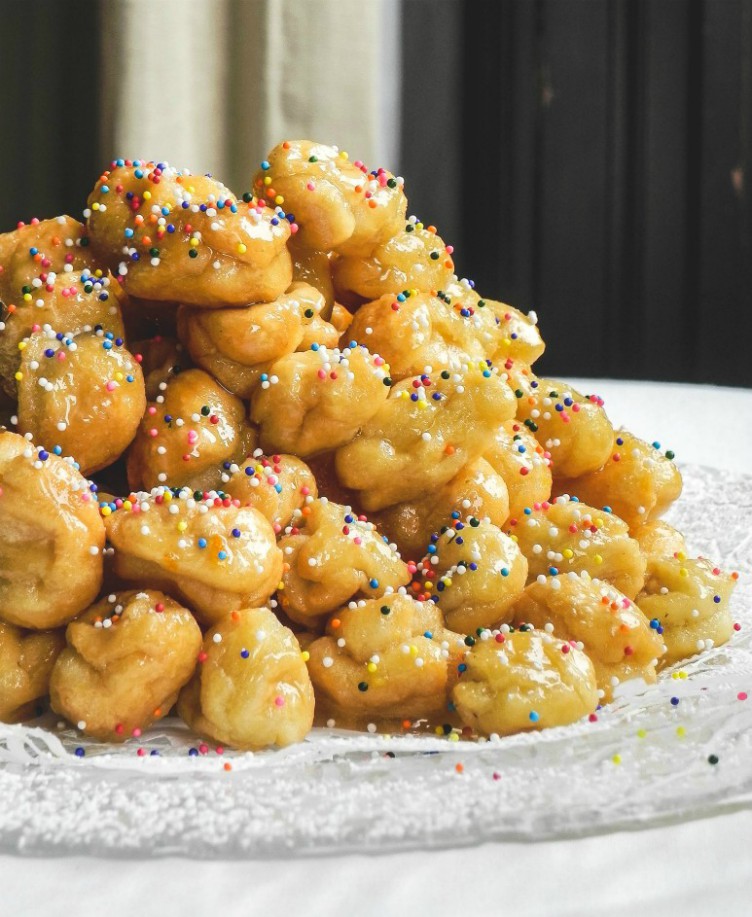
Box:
[452,629,599,737]
[630,519,686,558]
[336,362,516,511]
[126,368,256,493]
[17,329,146,476]
[508,496,646,600]
[0,622,65,722]
[0,430,105,629]
[509,572,665,702]
[104,488,282,626]
[49,590,201,742]
[86,161,292,306]
[306,595,466,723]
[178,606,314,750]
[289,240,335,314]
[483,420,553,523]
[277,498,410,625]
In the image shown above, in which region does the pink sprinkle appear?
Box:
[56,352,66,361]
[147,406,157,415]
[446,245,454,255]
[306,181,315,191]
[739,692,748,701]
[148,428,158,437]
[187,430,199,445]
[137,748,146,757]
[106,381,117,391]
[274,696,285,707]
[317,369,326,379]
[132,728,142,737]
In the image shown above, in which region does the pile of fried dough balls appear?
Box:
[0,141,738,749]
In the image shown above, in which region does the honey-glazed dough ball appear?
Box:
[330,303,353,336]
[253,140,406,256]
[421,519,528,634]
[333,220,455,304]
[222,451,317,533]
[346,288,500,380]
[509,573,665,702]
[86,161,292,307]
[17,329,145,476]
[636,555,737,668]
[0,622,65,722]
[507,496,646,599]
[508,364,613,478]
[277,499,410,625]
[290,241,335,315]
[483,420,553,522]
[177,282,339,398]
[553,431,683,528]
[373,458,510,561]
[250,343,390,457]
[631,520,686,558]
[452,629,598,737]
[49,590,201,742]
[178,607,313,750]
[131,335,188,400]
[127,368,256,492]
[0,216,126,396]
[104,489,282,626]
[0,431,104,629]
[336,363,516,511]
[307,595,466,723]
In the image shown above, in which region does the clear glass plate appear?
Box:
[1,464,751,858]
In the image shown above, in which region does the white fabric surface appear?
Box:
[2,380,751,916]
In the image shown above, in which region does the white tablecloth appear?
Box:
[3,380,751,917]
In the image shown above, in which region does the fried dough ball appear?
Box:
[104,489,282,626]
[372,458,510,560]
[631,520,686,558]
[86,162,292,307]
[17,330,145,476]
[422,519,528,633]
[346,289,500,380]
[307,595,466,723]
[178,606,314,750]
[131,336,188,400]
[277,499,410,624]
[483,420,553,522]
[0,431,104,629]
[177,282,338,398]
[509,573,665,702]
[222,451,317,531]
[127,368,256,492]
[250,343,390,457]
[452,629,598,737]
[290,241,335,315]
[0,216,126,396]
[553,431,682,528]
[49,590,201,742]
[333,221,455,304]
[636,555,737,668]
[508,364,613,478]
[330,303,353,336]
[336,363,516,511]
[0,622,65,722]
[253,140,406,256]
[507,496,646,599]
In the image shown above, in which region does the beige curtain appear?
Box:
[100,0,401,193]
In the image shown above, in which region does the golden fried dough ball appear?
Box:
[290,241,335,314]
[86,161,292,307]
[0,431,104,629]
[373,458,509,560]
[307,595,466,723]
[222,451,317,533]
[127,368,256,493]
[0,622,65,722]
[104,489,282,626]
[253,140,406,256]
[346,289,500,380]
[277,499,410,625]
[250,343,390,457]
[507,496,646,599]
[178,606,314,750]
[49,590,201,742]
[508,364,613,478]
[553,431,682,528]
[16,330,145,476]
[333,220,455,304]
[509,573,664,702]
[131,336,188,400]
[631,520,686,558]
[452,629,598,737]
[483,420,553,522]
[420,519,527,633]
[178,282,338,399]
[336,363,516,511]
[636,555,737,668]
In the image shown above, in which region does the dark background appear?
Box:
[2,0,751,386]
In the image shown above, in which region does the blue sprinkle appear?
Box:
[529,711,540,723]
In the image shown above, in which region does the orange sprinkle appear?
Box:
[224,762,232,772]
[444,444,455,455]
[231,610,241,621]
[455,763,464,774]
[402,720,411,729]
[330,618,341,629]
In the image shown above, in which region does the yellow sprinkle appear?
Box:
[143,191,151,200]
[563,549,574,559]
[163,491,172,502]
[594,518,604,528]
[188,185,195,193]
[339,151,348,159]
[449,732,459,742]
[100,506,112,517]
[676,726,686,737]
[189,238,199,248]
[409,645,418,656]
[680,567,689,577]
[612,754,622,765]
[94,269,103,278]
[177,521,187,532]
[237,243,247,254]
[277,581,285,591]
[300,650,310,662]
[678,670,688,680]
[17,341,26,351]
[115,372,124,382]
[677,551,687,562]
[435,726,443,736]
[274,195,284,205]
[367,662,377,673]
[123,500,132,511]
[23,293,32,302]
[593,554,603,565]
[92,202,100,211]
[502,337,511,346]
[14,372,22,381]
[637,728,647,739]
[416,222,423,231]
[263,176,272,186]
